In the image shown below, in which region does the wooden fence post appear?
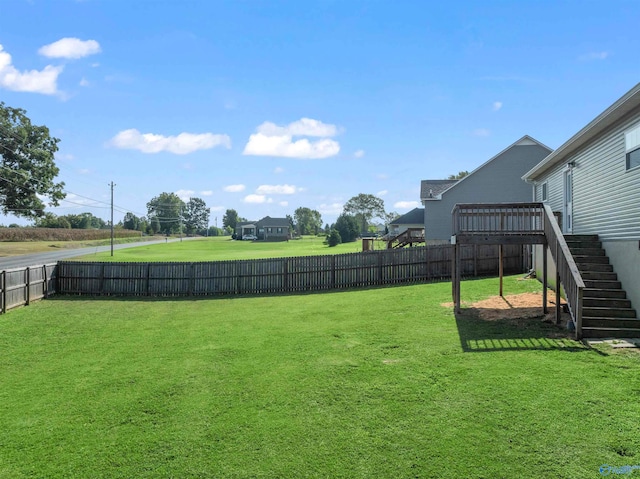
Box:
[43,265,48,298]
[25,267,30,306]
[1,270,5,314]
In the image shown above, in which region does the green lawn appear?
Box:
[1,276,639,478]
[73,235,383,262]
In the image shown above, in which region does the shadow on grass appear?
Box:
[454,307,600,354]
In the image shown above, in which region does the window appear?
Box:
[277,227,282,233]
[625,124,640,170]
[541,182,548,202]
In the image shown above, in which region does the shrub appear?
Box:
[327,229,341,247]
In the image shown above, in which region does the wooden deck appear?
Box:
[451,202,585,339]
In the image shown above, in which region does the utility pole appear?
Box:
[110,181,115,256]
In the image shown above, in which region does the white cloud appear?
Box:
[256,184,297,195]
[79,77,89,87]
[318,203,343,215]
[354,149,365,158]
[279,201,288,207]
[109,129,231,155]
[377,190,388,197]
[39,38,101,59]
[210,206,224,212]
[492,101,503,111]
[394,200,421,210]
[200,190,213,196]
[274,166,285,174]
[472,128,491,137]
[223,184,245,193]
[78,168,90,174]
[579,51,609,61]
[376,173,389,180]
[175,189,195,201]
[257,118,339,137]
[244,194,268,204]
[0,44,62,95]
[243,117,341,159]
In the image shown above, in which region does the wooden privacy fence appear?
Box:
[0,264,57,313]
[57,244,529,297]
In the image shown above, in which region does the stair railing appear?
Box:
[542,204,585,338]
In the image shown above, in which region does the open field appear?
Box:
[0,236,158,257]
[1,275,639,478]
[73,235,382,262]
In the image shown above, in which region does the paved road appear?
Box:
[0,237,199,270]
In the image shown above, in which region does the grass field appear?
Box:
[73,235,381,262]
[1,275,639,478]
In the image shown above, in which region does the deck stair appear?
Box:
[564,234,640,338]
[386,228,425,249]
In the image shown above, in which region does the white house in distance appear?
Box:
[421,136,552,243]
[523,82,640,311]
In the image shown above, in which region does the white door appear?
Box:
[563,169,573,233]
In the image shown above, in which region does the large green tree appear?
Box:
[334,214,360,243]
[146,192,185,234]
[0,102,65,218]
[294,207,323,235]
[343,193,386,235]
[222,209,240,230]
[183,197,210,235]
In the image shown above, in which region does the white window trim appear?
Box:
[624,123,640,172]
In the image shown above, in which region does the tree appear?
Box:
[34,212,70,228]
[150,216,161,234]
[146,192,185,234]
[222,209,240,230]
[343,193,386,235]
[334,214,360,243]
[327,229,341,247]
[183,197,210,235]
[294,207,323,235]
[0,102,66,218]
[123,212,142,230]
[447,170,470,180]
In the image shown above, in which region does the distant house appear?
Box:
[420,135,552,243]
[523,82,640,311]
[256,216,290,241]
[235,216,290,241]
[388,208,424,236]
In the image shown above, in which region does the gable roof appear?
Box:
[256,216,290,228]
[390,207,424,225]
[421,135,552,201]
[523,82,640,180]
[420,180,459,200]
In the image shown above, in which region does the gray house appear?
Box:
[523,82,640,311]
[235,217,290,241]
[421,136,552,243]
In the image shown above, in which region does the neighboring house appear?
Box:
[235,217,290,240]
[388,208,424,236]
[256,216,290,241]
[421,135,552,243]
[523,82,640,310]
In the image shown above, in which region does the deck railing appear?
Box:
[542,203,585,338]
[453,202,544,236]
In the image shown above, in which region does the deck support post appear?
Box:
[542,243,548,314]
[555,241,561,325]
[499,244,504,297]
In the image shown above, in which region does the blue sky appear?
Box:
[0,0,638,227]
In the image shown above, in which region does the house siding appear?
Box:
[530,109,640,310]
[533,113,640,241]
[425,144,552,241]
